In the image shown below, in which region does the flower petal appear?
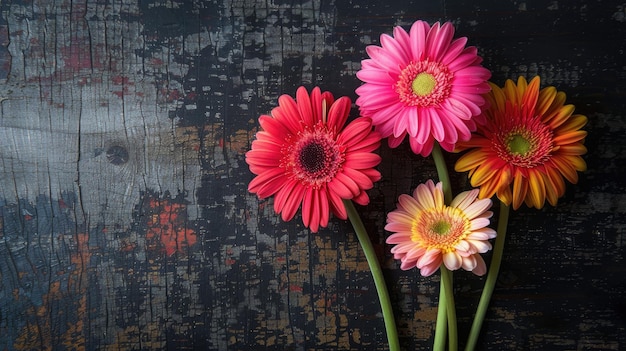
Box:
[471,255,487,276]
[344,152,382,169]
[443,251,462,271]
[326,96,351,130]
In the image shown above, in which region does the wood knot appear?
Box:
[106,145,129,165]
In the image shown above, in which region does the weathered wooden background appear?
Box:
[0,0,624,350]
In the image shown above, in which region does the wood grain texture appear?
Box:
[0,0,625,350]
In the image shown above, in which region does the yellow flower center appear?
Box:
[411,72,437,96]
[507,134,532,155]
[413,207,470,253]
[431,220,452,235]
[494,120,554,169]
[395,60,452,107]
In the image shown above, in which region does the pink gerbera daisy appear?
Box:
[246,86,382,232]
[385,180,496,276]
[356,20,491,156]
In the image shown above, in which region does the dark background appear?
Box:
[0,0,624,350]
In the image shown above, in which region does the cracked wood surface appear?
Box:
[0,0,625,350]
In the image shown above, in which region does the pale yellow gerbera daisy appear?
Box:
[385,180,496,277]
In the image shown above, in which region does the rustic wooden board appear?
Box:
[0,0,624,350]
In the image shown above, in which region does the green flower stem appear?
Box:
[433,284,448,351]
[432,143,453,204]
[431,142,458,350]
[464,202,510,351]
[344,199,400,351]
[441,266,458,351]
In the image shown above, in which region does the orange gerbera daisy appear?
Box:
[246,86,382,232]
[455,76,587,209]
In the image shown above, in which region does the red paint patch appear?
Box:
[150,58,164,66]
[58,199,68,209]
[289,285,303,292]
[160,88,183,103]
[111,76,133,85]
[110,76,135,98]
[112,90,126,98]
[22,209,33,221]
[60,43,98,71]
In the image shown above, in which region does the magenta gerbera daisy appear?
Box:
[385,180,496,277]
[355,20,492,156]
[246,86,382,232]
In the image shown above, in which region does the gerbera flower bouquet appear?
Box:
[245,19,587,351]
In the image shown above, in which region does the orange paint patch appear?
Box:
[145,197,197,256]
[14,233,91,351]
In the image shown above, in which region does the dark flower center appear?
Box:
[299,142,326,174]
[281,124,345,188]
